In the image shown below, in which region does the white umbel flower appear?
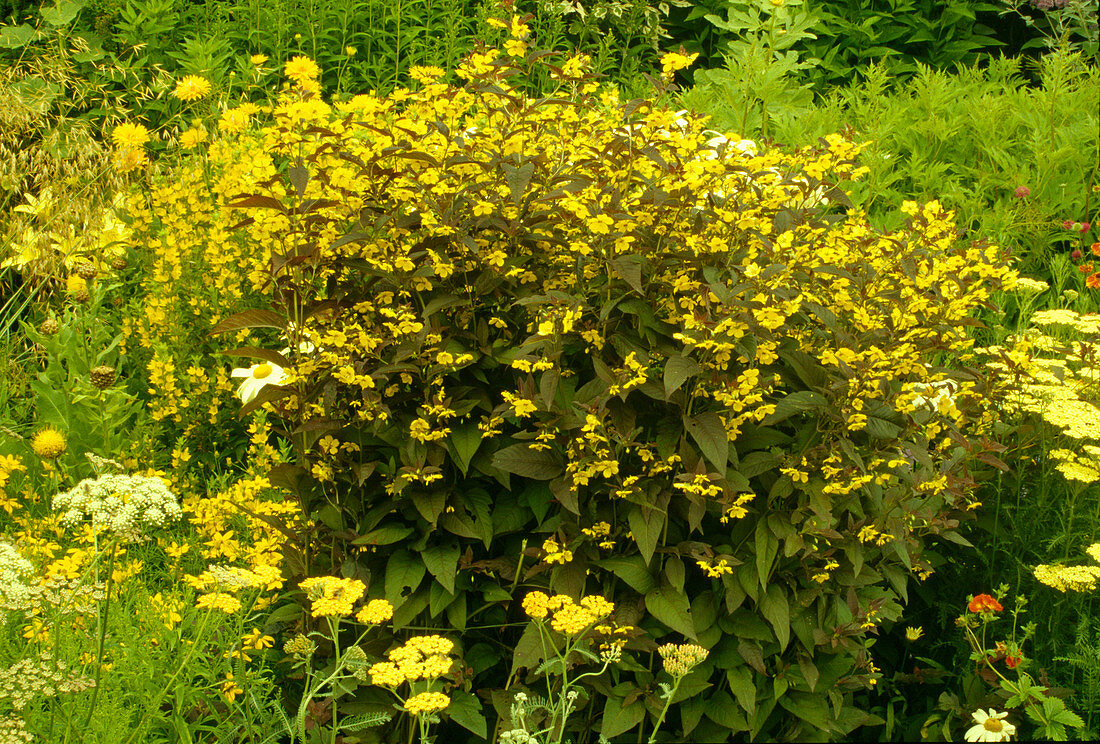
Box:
[231,362,287,404]
[53,474,182,543]
[964,709,1016,742]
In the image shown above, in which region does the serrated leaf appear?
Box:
[664,354,702,398]
[609,255,644,295]
[447,690,487,739]
[352,524,414,546]
[645,581,696,640]
[491,443,563,480]
[759,584,790,650]
[628,505,665,566]
[209,309,286,336]
[385,550,426,606]
[448,424,481,476]
[220,347,292,367]
[684,412,729,471]
[601,694,645,738]
[422,541,461,594]
[503,161,534,204]
[597,555,656,594]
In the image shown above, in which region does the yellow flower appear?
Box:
[299,576,366,617]
[196,592,242,614]
[369,661,405,686]
[522,591,550,619]
[112,122,150,149]
[221,673,244,703]
[284,55,321,83]
[658,643,708,677]
[242,628,274,650]
[31,427,67,460]
[405,691,450,715]
[172,75,212,102]
[356,598,395,624]
[179,128,207,149]
[905,626,924,642]
[250,53,268,65]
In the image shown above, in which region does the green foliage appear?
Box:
[179,43,1018,740]
[687,47,1100,286]
[18,286,148,481]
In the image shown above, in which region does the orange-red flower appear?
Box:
[967,594,1003,613]
[1005,652,1023,668]
[1078,262,1094,274]
[1091,242,1100,257]
[1088,272,1100,289]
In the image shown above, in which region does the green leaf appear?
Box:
[422,541,461,594]
[646,580,696,640]
[600,694,645,739]
[664,354,702,398]
[609,255,644,295]
[503,161,534,204]
[759,584,790,650]
[446,690,487,739]
[760,391,827,425]
[208,309,286,336]
[628,505,665,566]
[684,412,729,471]
[448,424,481,476]
[41,0,86,27]
[754,520,778,588]
[778,691,834,733]
[385,550,426,607]
[0,24,37,48]
[597,555,656,594]
[491,443,563,480]
[726,666,757,718]
[705,690,749,731]
[352,524,414,546]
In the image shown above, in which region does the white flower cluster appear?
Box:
[0,541,35,612]
[53,474,182,542]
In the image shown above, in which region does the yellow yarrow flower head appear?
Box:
[31,427,67,460]
[405,691,450,715]
[172,75,212,102]
[356,598,394,624]
[284,55,321,85]
[299,576,366,617]
[284,633,316,659]
[522,591,551,618]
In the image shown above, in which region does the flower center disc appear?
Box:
[984,719,1003,733]
[252,363,272,379]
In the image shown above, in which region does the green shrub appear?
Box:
[115,31,1016,740]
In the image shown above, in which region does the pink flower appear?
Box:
[1014,186,1030,198]
[1063,220,1074,229]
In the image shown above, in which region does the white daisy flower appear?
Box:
[964,709,1016,742]
[231,362,287,404]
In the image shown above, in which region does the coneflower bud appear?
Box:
[110,256,128,271]
[75,261,98,279]
[90,365,116,389]
[39,318,60,335]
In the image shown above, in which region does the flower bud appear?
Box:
[1013,186,1029,198]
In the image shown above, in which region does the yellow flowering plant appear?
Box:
[129,32,1015,739]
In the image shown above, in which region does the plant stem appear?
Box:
[647,677,683,744]
[82,541,116,730]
